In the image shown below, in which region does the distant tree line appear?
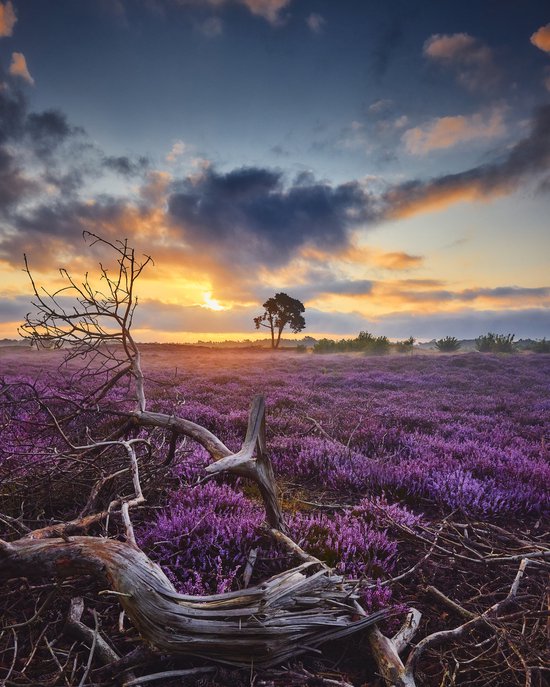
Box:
[252,295,548,355]
[313,332,414,355]
[311,331,550,355]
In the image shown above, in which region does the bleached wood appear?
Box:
[0,536,387,668]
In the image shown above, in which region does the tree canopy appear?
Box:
[253,292,305,349]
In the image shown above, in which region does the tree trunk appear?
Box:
[0,536,388,668]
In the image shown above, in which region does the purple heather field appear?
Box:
[1,346,549,604]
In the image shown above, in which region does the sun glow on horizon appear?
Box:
[201,291,227,311]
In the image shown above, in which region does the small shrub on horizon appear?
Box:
[435,336,461,352]
[475,332,516,353]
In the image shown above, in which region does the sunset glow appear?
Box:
[0,1,548,342]
[202,292,228,311]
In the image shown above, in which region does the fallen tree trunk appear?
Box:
[0,535,388,668]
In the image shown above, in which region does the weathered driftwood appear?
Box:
[133,395,285,531]
[0,536,388,668]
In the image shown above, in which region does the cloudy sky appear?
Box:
[0,0,549,342]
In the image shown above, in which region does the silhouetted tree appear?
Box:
[254,293,305,349]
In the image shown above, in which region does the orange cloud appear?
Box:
[385,105,550,219]
[299,243,423,273]
[423,33,498,91]
[424,32,476,59]
[403,109,505,155]
[9,52,34,85]
[339,245,423,271]
[375,252,424,270]
[385,182,503,220]
[0,1,16,37]
[531,23,550,53]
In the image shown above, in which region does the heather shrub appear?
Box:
[137,482,267,595]
[434,336,461,352]
[291,509,398,578]
[312,331,390,355]
[475,332,516,353]
[3,348,549,607]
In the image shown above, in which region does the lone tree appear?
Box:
[253,292,305,349]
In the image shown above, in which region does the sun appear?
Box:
[201,291,226,311]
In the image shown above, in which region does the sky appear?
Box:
[0,0,549,343]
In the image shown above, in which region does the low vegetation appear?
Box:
[434,335,461,352]
[475,332,516,353]
[0,237,548,687]
[313,331,391,354]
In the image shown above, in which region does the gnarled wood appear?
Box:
[0,536,388,668]
[133,396,285,530]
[205,395,285,531]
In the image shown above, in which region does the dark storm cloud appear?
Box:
[103,155,150,177]
[0,147,36,213]
[0,75,151,242]
[0,87,26,144]
[26,110,79,159]
[0,86,30,212]
[168,167,377,266]
[384,105,550,217]
[0,196,132,268]
[13,197,123,236]
[0,85,87,213]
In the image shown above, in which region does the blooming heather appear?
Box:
[2,348,549,597]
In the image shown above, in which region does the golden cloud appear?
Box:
[423,32,479,60]
[403,109,505,155]
[531,23,550,53]
[0,1,16,38]
[9,52,34,85]
[385,182,502,219]
[423,32,499,91]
